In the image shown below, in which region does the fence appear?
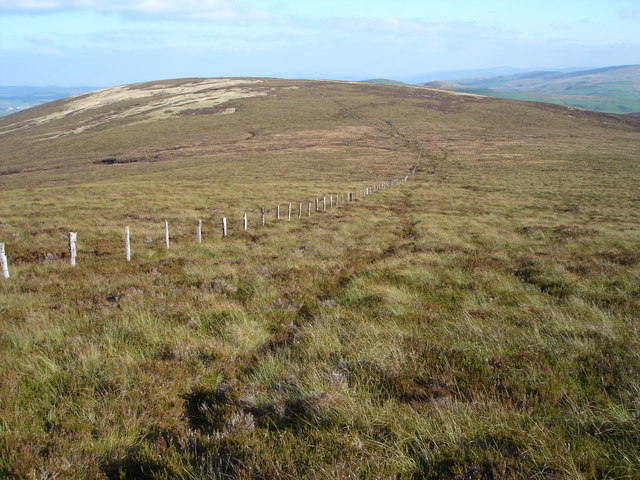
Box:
[0,167,417,279]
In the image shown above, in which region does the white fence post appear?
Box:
[197,220,202,244]
[165,221,170,249]
[288,203,292,221]
[308,202,311,217]
[298,203,302,219]
[69,232,77,266]
[315,198,319,212]
[222,217,228,237]
[330,195,333,208]
[243,212,248,230]
[323,196,327,210]
[276,205,280,220]
[125,227,131,262]
[0,243,9,279]
[261,207,265,226]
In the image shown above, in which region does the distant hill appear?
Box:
[361,78,409,86]
[424,65,640,114]
[0,85,99,117]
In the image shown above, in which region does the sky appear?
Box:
[0,0,639,86]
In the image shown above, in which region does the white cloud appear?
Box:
[0,0,266,20]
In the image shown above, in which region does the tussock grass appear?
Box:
[0,79,639,478]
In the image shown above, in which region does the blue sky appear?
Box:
[1,0,639,86]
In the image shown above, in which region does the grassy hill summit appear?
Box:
[425,64,640,114]
[0,78,639,479]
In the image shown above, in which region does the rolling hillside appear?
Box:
[425,65,640,113]
[1,79,639,479]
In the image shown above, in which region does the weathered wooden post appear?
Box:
[165,221,170,249]
[298,203,303,219]
[307,202,312,217]
[329,195,333,208]
[125,226,131,262]
[261,207,265,226]
[69,232,77,266]
[0,243,9,279]
[315,198,319,212]
[323,196,327,210]
[276,205,280,220]
[287,203,292,221]
[221,217,228,237]
[197,220,202,244]
[243,212,248,230]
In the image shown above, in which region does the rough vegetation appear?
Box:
[0,78,639,479]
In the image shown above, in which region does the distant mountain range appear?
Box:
[423,65,640,114]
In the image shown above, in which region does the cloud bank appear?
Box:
[0,0,266,20]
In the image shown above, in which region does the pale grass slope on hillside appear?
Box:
[0,78,266,140]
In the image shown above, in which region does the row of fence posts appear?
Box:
[0,174,413,279]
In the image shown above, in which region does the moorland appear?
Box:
[0,78,639,479]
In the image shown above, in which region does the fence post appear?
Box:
[298,203,302,219]
[276,205,280,220]
[315,198,319,212]
[222,217,228,237]
[0,243,9,279]
[330,195,333,208]
[323,196,327,210]
[288,203,292,221]
[261,207,265,226]
[197,220,202,244]
[69,232,77,266]
[165,221,170,249]
[243,212,248,230]
[125,227,131,262]
[308,202,311,217]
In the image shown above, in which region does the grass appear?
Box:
[0,79,639,479]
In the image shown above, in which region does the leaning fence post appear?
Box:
[0,243,9,279]
[125,227,131,262]
[69,232,77,266]
[222,217,228,237]
[261,207,265,226]
[197,220,202,244]
[165,221,170,249]
[243,212,248,230]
